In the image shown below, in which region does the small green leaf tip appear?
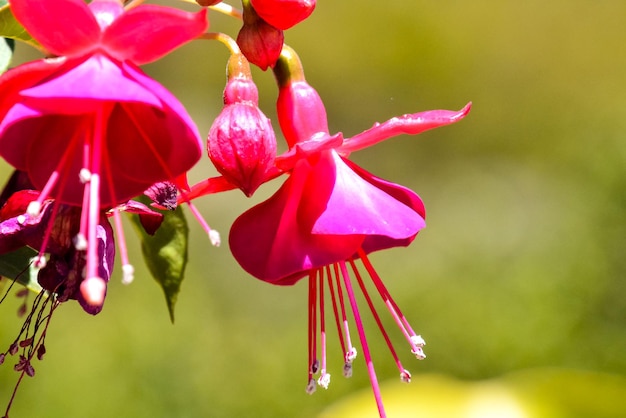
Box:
[130,197,189,323]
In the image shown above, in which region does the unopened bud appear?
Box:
[250,0,316,30]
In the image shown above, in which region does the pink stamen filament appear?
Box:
[349,259,407,376]
[317,270,329,388]
[339,261,387,418]
[332,263,356,361]
[184,200,220,246]
[84,110,104,282]
[358,248,423,355]
[307,271,317,391]
[326,265,347,358]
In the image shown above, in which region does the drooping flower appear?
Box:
[208,54,277,196]
[229,46,470,416]
[0,0,207,308]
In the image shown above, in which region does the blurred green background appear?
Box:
[2,0,626,417]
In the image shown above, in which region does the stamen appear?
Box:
[339,261,387,418]
[317,270,328,388]
[73,233,88,251]
[400,369,412,383]
[26,201,41,217]
[122,264,135,285]
[343,362,353,378]
[317,372,331,389]
[33,255,46,269]
[186,201,221,246]
[307,271,318,386]
[332,264,357,364]
[79,168,92,183]
[410,335,426,360]
[110,209,133,284]
[305,378,316,395]
[16,215,26,225]
[79,276,106,307]
[350,258,407,376]
[358,248,426,358]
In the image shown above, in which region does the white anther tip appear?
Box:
[121,264,135,285]
[26,201,42,217]
[209,230,221,247]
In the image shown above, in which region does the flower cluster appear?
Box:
[0,1,469,417]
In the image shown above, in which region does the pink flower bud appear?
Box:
[250,0,316,30]
[237,0,284,70]
[208,55,277,196]
[274,46,330,148]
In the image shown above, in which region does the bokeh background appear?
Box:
[2,0,626,417]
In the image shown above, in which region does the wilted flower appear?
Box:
[229,46,470,416]
[208,54,277,196]
[0,0,207,308]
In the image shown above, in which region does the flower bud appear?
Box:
[274,45,330,148]
[208,54,277,196]
[250,0,316,30]
[237,0,284,70]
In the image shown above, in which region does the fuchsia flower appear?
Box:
[208,54,277,196]
[0,0,207,308]
[229,46,470,416]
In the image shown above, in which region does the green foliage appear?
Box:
[0,37,13,73]
[0,246,42,293]
[0,2,39,49]
[130,199,190,323]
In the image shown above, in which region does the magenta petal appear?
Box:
[339,103,472,153]
[10,0,100,56]
[307,151,425,238]
[342,158,427,254]
[229,157,364,284]
[19,55,162,112]
[103,6,208,65]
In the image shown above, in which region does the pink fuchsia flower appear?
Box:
[208,54,277,196]
[0,0,207,308]
[229,46,470,416]
[250,0,316,30]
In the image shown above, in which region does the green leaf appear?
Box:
[0,37,14,73]
[130,199,189,323]
[0,2,40,49]
[0,246,43,293]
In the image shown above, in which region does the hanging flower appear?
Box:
[208,54,277,196]
[0,0,207,308]
[229,46,470,416]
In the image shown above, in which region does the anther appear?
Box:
[343,362,353,378]
[209,229,221,247]
[345,347,357,363]
[410,335,426,360]
[121,264,135,285]
[16,214,26,225]
[79,168,92,183]
[400,369,412,383]
[33,255,47,269]
[26,201,42,217]
[310,359,319,374]
[73,233,88,251]
[317,372,331,389]
[80,276,106,307]
[305,378,317,394]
